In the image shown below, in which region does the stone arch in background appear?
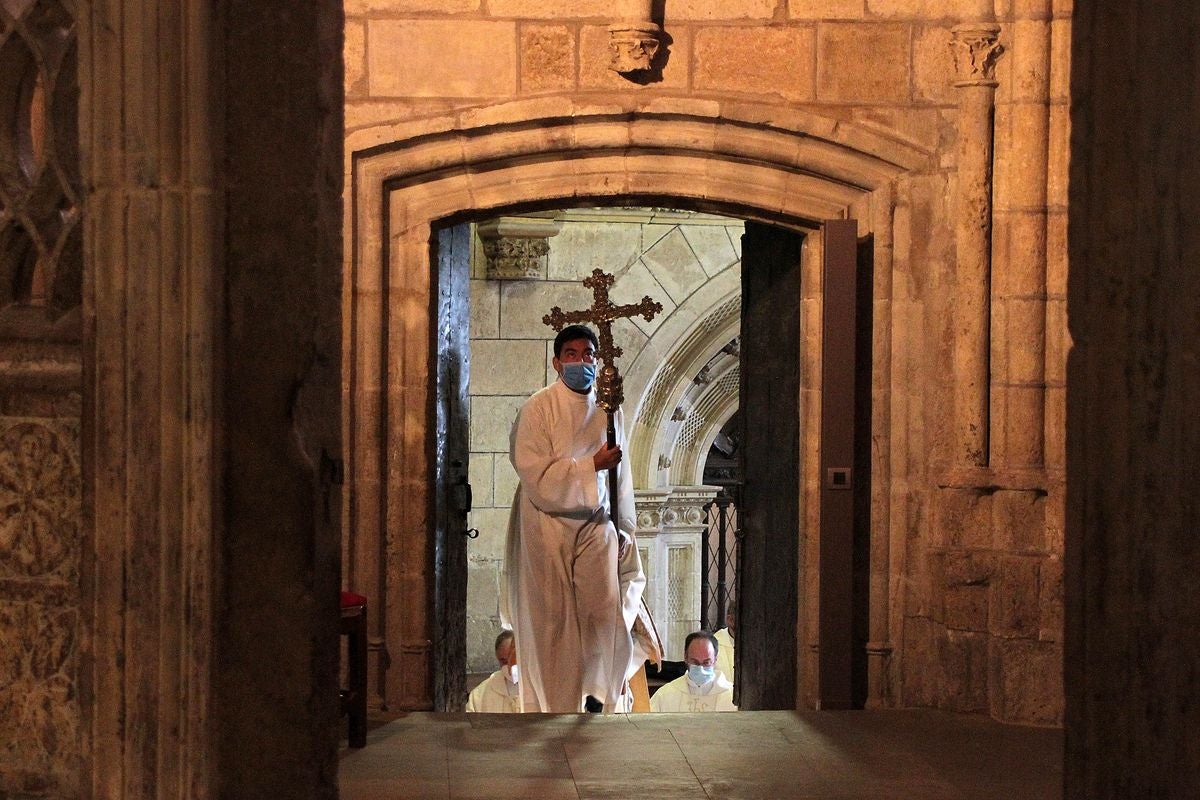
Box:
[345,97,927,710]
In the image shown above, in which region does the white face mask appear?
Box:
[504,664,519,685]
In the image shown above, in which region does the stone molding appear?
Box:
[476,216,561,280]
[635,485,718,535]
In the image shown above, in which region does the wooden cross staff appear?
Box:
[544,269,663,532]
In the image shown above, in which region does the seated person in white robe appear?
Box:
[714,599,736,690]
[649,630,737,713]
[466,630,521,713]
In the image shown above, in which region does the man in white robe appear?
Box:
[714,600,736,689]
[466,630,521,713]
[649,631,737,713]
[502,325,646,713]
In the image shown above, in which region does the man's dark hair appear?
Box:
[495,629,514,653]
[553,324,599,358]
[685,630,719,655]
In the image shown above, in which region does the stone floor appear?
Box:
[339,709,1062,799]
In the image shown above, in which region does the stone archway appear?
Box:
[344,98,928,710]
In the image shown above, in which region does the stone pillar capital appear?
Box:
[476,216,562,280]
[608,22,662,76]
[951,24,1004,88]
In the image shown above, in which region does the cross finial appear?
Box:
[543,268,663,413]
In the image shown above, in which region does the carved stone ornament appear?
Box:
[608,22,661,75]
[951,24,1003,88]
[476,216,562,280]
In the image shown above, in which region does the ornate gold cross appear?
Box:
[543,269,663,414]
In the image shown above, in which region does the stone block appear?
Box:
[936,487,993,550]
[467,564,501,617]
[578,25,689,90]
[817,23,911,104]
[487,0,613,16]
[493,456,520,510]
[992,489,1046,553]
[789,0,865,19]
[521,25,575,93]
[345,21,367,97]
[609,260,675,337]
[1005,298,1046,384]
[912,26,955,104]
[640,227,708,305]
[1049,18,1071,102]
[1002,385,1045,468]
[900,616,943,707]
[469,339,547,395]
[694,26,816,101]
[468,507,513,561]
[467,617,503,673]
[500,280,592,339]
[865,0,926,17]
[988,638,1063,725]
[347,0,479,11]
[470,395,526,452]
[1047,103,1070,207]
[1010,19,1050,103]
[988,556,1041,638]
[939,544,989,584]
[937,630,989,712]
[944,584,989,632]
[367,21,517,98]
[547,222,644,282]
[468,453,495,508]
[669,0,776,20]
[681,225,741,277]
[1045,211,1067,296]
[1038,555,1063,642]
[470,279,500,338]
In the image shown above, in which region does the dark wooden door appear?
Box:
[817,219,870,710]
[431,223,471,711]
[738,221,804,710]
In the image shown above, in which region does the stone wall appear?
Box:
[464,208,742,671]
[344,1,1070,723]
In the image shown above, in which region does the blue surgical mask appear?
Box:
[687,664,715,686]
[561,362,596,391]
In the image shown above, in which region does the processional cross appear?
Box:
[544,269,663,530]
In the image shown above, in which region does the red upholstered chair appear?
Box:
[340,591,368,748]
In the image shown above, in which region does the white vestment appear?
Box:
[714,627,735,688]
[465,669,521,713]
[649,671,738,713]
[501,379,645,712]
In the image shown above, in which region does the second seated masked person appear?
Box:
[649,631,738,713]
[502,324,646,713]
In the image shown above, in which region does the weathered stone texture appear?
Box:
[693,26,816,100]
[669,0,777,20]
[817,23,912,103]
[520,24,575,92]
[367,20,517,96]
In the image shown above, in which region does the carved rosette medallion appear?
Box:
[951,24,1003,88]
[0,421,81,579]
[608,23,661,75]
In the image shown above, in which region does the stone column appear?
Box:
[950,19,1003,468]
[991,3,1051,470]
[80,1,220,796]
